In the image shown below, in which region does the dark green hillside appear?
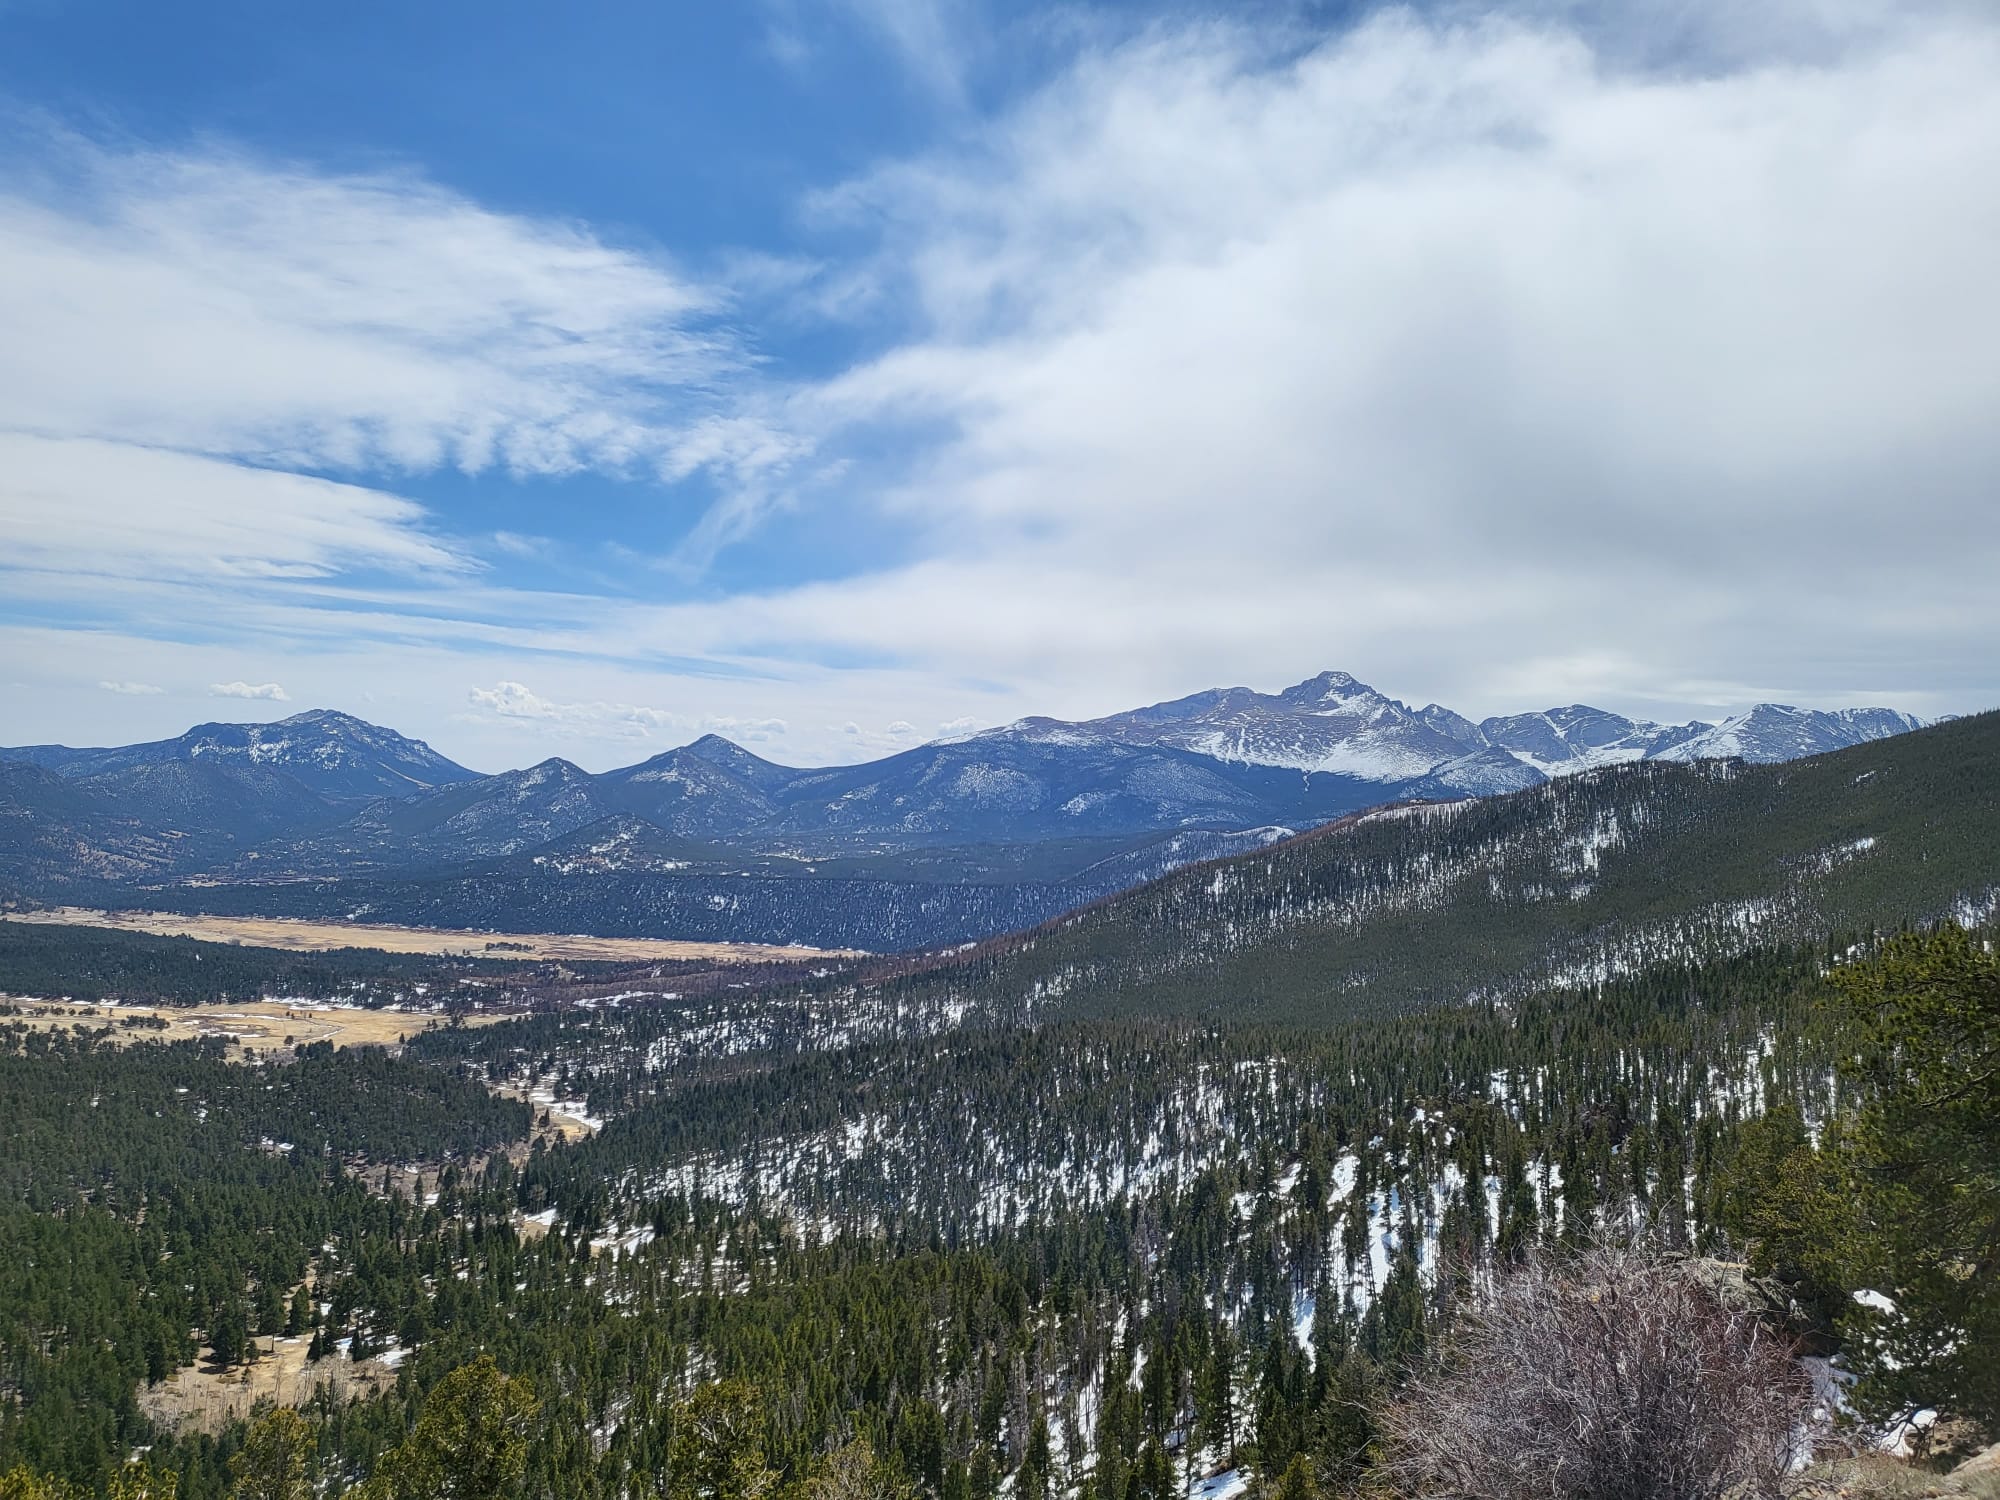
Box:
[0,1030,530,1488]
[873,712,2000,1025]
[0,1032,530,1202]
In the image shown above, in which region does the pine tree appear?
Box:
[797,1440,917,1500]
[1830,928,2000,1429]
[230,1409,313,1500]
[210,1299,247,1370]
[668,1381,776,1500]
[362,1355,536,1500]
[1266,1454,1318,1500]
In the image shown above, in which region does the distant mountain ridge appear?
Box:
[1059,669,1922,780]
[0,710,478,875]
[0,677,1940,948]
[4,708,475,802]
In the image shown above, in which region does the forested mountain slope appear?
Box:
[871,711,2000,1025]
[0,928,1852,1499]
[3,911,1989,1497]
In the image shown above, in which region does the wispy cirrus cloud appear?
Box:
[2,433,466,584]
[0,129,809,742]
[0,130,762,481]
[762,0,977,104]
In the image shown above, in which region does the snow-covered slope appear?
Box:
[298,757,623,865]
[1648,705,1925,765]
[1078,671,1485,779]
[1478,705,1703,775]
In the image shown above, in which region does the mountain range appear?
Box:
[1067,670,1921,782]
[874,708,2000,1024]
[0,674,1935,947]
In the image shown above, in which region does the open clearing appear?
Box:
[4,906,864,962]
[138,1334,396,1434]
[0,996,511,1054]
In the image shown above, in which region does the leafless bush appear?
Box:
[1378,1242,1813,1500]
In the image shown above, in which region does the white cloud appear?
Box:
[464,681,789,746]
[837,0,973,103]
[716,717,790,744]
[0,132,784,485]
[468,680,661,729]
[837,718,927,749]
[704,0,2000,724]
[0,133,811,718]
[8,2,2000,771]
[2,434,467,584]
[211,681,289,701]
[96,680,163,696]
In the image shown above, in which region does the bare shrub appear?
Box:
[1378,1243,1813,1500]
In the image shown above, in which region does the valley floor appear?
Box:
[1,906,864,963]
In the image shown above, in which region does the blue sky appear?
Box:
[2,0,1997,770]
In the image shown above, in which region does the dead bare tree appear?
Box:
[1377,1242,1813,1500]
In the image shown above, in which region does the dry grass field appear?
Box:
[137,1334,396,1434]
[4,905,864,962]
[0,995,508,1055]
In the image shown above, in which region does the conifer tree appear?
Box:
[669,1382,776,1500]
[229,1409,313,1500]
[361,1355,536,1500]
[1830,927,2000,1428]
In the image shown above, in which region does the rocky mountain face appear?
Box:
[1478,704,1704,774]
[292,758,625,867]
[254,730,1388,875]
[1648,704,1924,764]
[1065,670,1918,781]
[1076,670,1507,781]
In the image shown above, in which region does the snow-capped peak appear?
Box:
[966,674,1926,788]
[1649,705,1924,765]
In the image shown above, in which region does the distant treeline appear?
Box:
[0,921,518,1006]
